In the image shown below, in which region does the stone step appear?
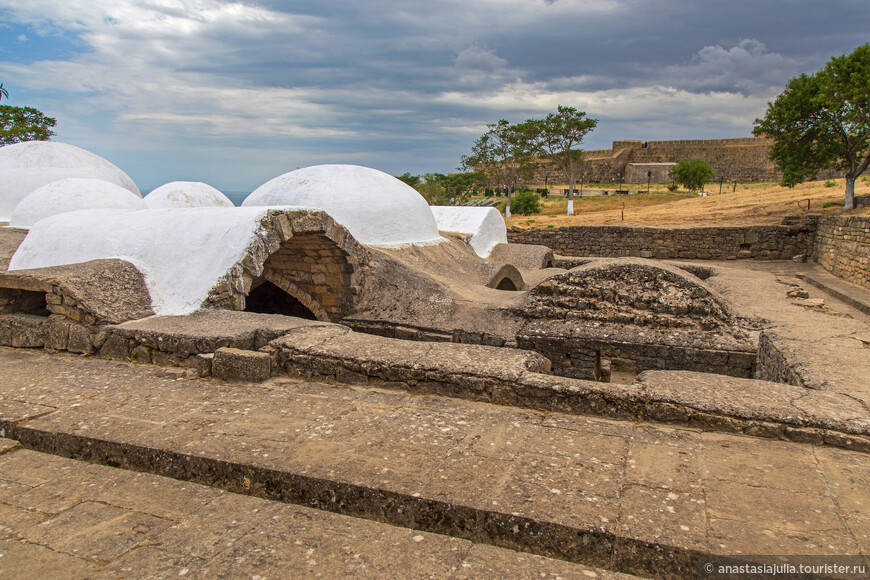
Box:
[1,348,867,578]
[0,441,634,579]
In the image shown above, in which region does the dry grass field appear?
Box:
[501,178,870,229]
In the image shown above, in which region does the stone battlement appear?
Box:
[531,137,842,184]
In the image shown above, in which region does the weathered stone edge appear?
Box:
[269,344,870,454]
[796,273,870,316]
[0,420,703,579]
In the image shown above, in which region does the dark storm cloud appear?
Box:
[0,0,867,190]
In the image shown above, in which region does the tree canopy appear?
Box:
[753,43,870,209]
[0,105,57,146]
[526,106,597,214]
[460,119,537,198]
[670,158,714,193]
[460,107,597,215]
[397,171,486,206]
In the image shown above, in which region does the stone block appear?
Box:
[6,313,47,348]
[46,317,72,351]
[195,353,214,377]
[99,333,132,361]
[213,347,272,382]
[67,324,95,354]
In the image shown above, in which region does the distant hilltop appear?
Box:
[532,137,840,184]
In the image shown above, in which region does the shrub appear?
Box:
[671,158,713,192]
[666,184,679,192]
[537,188,549,197]
[510,190,543,215]
[824,180,837,187]
[484,188,494,197]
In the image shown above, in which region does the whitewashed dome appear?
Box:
[10,178,145,227]
[0,141,140,221]
[144,181,234,209]
[242,164,442,246]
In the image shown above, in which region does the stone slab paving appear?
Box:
[704,261,870,402]
[1,348,869,577]
[0,443,634,579]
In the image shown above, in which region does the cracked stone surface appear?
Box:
[0,348,868,577]
[0,447,636,579]
[703,261,870,404]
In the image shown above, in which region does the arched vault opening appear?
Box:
[254,232,352,322]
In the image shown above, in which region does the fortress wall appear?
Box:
[506,220,817,261]
[813,216,870,288]
[527,137,843,184]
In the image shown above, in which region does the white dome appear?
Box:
[145,181,234,209]
[431,206,507,258]
[10,178,145,227]
[0,141,140,221]
[242,164,442,246]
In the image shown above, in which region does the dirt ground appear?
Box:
[504,178,870,228]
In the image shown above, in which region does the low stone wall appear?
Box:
[754,331,804,387]
[813,215,870,288]
[517,332,756,381]
[507,221,817,261]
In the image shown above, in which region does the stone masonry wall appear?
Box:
[813,216,870,289]
[507,220,817,261]
[528,137,842,185]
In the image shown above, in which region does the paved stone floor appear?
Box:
[1,442,636,579]
[1,348,869,578]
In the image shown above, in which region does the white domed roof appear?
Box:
[242,164,442,246]
[431,206,507,258]
[9,178,145,227]
[144,181,234,209]
[0,141,140,221]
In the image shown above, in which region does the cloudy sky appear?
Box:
[0,0,867,192]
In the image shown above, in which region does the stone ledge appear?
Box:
[264,324,870,453]
[212,347,271,383]
[0,422,696,578]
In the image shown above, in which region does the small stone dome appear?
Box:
[0,141,140,221]
[242,164,442,246]
[10,178,145,227]
[144,181,234,209]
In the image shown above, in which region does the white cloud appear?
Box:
[663,39,803,94]
[454,46,508,74]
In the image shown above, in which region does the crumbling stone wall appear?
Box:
[813,215,870,288]
[515,260,758,380]
[507,220,817,261]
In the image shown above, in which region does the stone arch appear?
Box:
[260,233,348,322]
[204,209,369,322]
[244,279,322,320]
[488,264,525,291]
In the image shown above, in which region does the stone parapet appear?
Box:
[813,215,870,289]
[507,221,817,261]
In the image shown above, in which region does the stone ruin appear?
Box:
[0,142,768,388]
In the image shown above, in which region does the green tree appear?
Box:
[395,172,421,188]
[671,158,714,193]
[460,119,537,214]
[0,105,57,145]
[443,171,486,201]
[753,43,870,210]
[527,105,597,215]
[415,173,449,205]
